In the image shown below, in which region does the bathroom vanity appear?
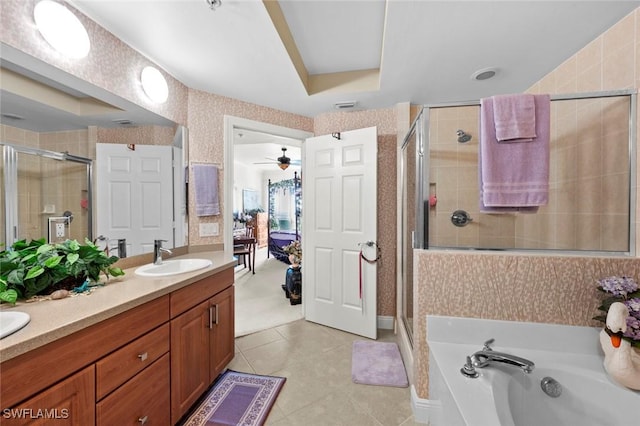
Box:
[0,251,235,425]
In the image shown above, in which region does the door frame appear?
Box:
[222,116,313,255]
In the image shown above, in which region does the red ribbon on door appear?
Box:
[358,242,381,299]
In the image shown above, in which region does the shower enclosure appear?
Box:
[424,90,636,253]
[2,143,93,247]
[399,89,637,345]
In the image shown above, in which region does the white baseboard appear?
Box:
[411,385,441,425]
[377,315,395,330]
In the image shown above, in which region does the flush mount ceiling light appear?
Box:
[34,0,90,59]
[205,0,222,10]
[471,67,498,81]
[140,66,169,103]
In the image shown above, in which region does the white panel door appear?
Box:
[96,144,173,256]
[303,127,378,339]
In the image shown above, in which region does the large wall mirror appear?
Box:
[1,48,188,256]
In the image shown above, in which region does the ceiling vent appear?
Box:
[334,101,357,110]
[112,118,134,126]
[1,113,25,120]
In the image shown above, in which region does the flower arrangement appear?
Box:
[283,240,302,265]
[594,275,640,349]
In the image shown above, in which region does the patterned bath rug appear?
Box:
[182,369,286,426]
[352,340,409,387]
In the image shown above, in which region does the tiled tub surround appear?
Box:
[413,250,640,403]
[427,315,639,426]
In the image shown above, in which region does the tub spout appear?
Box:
[471,350,535,374]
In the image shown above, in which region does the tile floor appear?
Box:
[228,319,420,425]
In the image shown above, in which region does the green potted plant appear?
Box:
[0,238,124,304]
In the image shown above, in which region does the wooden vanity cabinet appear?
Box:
[1,265,234,426]
[1,366,95,426]
[170,269,234,424]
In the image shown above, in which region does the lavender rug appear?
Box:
[351,341,409,387]
[182,370,286,426]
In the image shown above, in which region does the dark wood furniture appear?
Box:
[234,227,256,274]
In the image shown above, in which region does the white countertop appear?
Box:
[0,250,236,362]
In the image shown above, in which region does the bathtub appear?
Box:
[427,316,640,426]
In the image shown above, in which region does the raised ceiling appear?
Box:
[67,0,639,118]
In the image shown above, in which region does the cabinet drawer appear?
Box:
[95,323,170,400]
[97,353,170,426]
[1,295,170,409]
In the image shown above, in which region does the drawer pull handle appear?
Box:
[138,352,148,361]
[138,416,148,425]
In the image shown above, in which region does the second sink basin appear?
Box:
[0,311,31,339]
[135,258,212,277]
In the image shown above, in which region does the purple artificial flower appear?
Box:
[623,315,640,341]
[598,276,639,297]
[624,298,640,320]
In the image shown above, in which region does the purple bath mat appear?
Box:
[352,340,409,387]
[182,369,285,426]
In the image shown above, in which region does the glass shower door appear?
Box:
[2,144,92,247]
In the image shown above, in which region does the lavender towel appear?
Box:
[480,94,550,209]
[352,341,408,388]
[193,164,220,216]
[492,94,537,142]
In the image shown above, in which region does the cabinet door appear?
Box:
[170,300,209,424]
[96,354,170,426]
[3,366,95,426]
[209,285,235,381]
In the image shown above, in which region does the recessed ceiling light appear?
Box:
[140,66,169,103]
[34,0,90,59]
[471,67,498,81]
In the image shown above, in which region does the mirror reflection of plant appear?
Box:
[0,238,124,304]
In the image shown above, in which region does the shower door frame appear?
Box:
[2,143,93,246]
[421,88,637,256]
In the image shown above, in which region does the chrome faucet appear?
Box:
[463,338,535,377]
[153,240,172,265]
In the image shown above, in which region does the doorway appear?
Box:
[223,116,312,336]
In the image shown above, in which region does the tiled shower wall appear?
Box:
[414,7,640,400]
[428,96,630,251]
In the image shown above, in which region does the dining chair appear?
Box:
[234,226,256,273]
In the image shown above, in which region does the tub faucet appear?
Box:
[470,338,535,374]
[153,240,172,265]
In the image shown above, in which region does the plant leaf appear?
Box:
[0,289,18,304]
[25,266,45,280]
[66,253,80,265]
[44,255,63,268]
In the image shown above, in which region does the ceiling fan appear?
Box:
[254,147,300,170]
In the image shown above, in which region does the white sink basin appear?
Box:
[135,258,212,277]
[0,311,31,339]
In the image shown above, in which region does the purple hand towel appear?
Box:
[193,164,220,216]
[480,95,550,209]
[492,93,537,142]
